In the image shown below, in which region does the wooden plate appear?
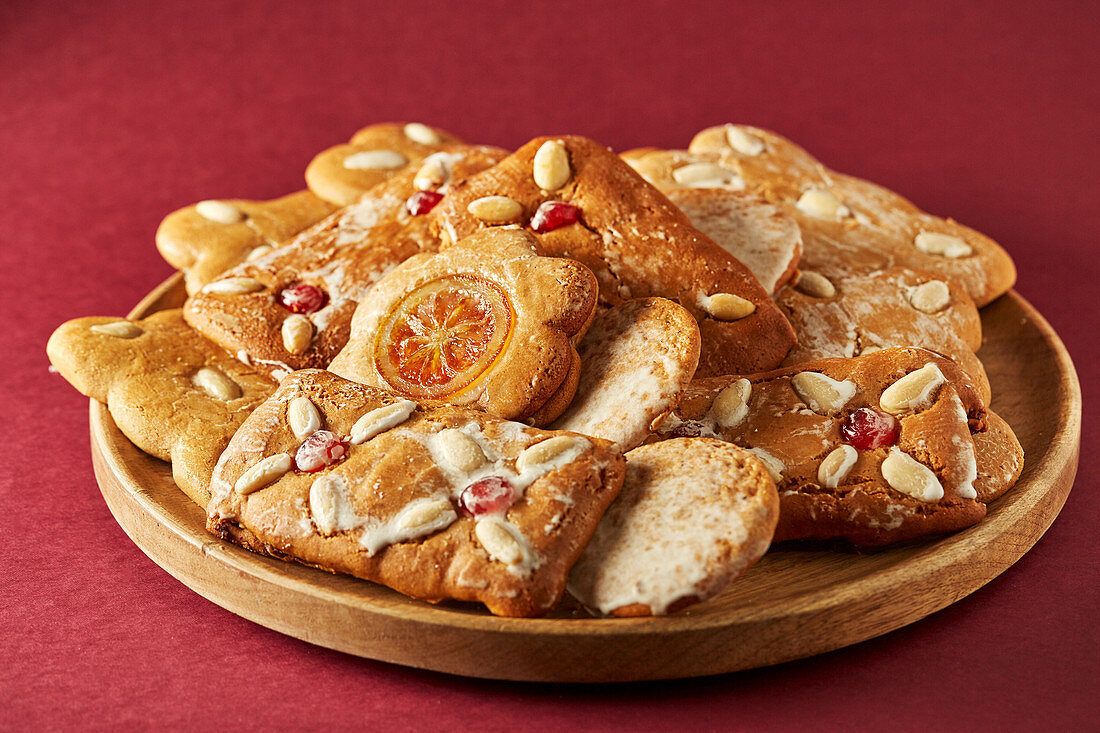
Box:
[89,274,1082,682]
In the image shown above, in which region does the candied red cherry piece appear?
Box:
[529,201,579,233]
[840,407,899,450]
[459,476,516,517]
[406,190,444,216]
[277,282,328,314]
[295,430,347,472]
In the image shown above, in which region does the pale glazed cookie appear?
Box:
[184,144,507,379]
[550,298,700,450]
[972,410,1024,503]
[656,348,991,546]
[433,135,796,377]
[686,124,1016,306]
[328,228,598,426]
[206,369,625,617]
[622,149,802,294]
[305,122,461,206]
[156,191,335,294]
[568,438,778,616]
[47,310,277,507]
[775,266,991,402]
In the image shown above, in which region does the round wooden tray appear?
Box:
[90,274,1081,682]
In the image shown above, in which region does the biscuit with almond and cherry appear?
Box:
[206,369,625,617]
[328,228,598,426]
[47,310,277,507]
[568,438,778,616]
[433,135,796,377]
[654,347,1001,546]
[305,122,462,206]
[183,144,507,379]
[683,125,1016,306]
[156,191,335,295]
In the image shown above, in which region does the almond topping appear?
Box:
[908,280,951,313]
[309,473,346,535]
[202,277,265,295]
[397,498,456,532]
[90,321,142,339]
[515,435,583,474]
[192,367,241,401]
[342,149,408,170]
[288,396,322,440]
[246,245,272,261]
[700,292,756,321]
[880,363,945,415]
[796,189,851,221]
[403,122,440,145]
[881,447,944,502]
[532,140,571,191]
[794,270,836,298]
[413,153,451,190]
[726,126,765,156]
[350,400,417,444]
[672,162,741,188]
[467,195,524,224]
[914,231,972,258]
[818,445,858,489]
[437,429,487,473]
[195,200,244,224]
[748,447,784,483]
[475,520,524,565]
[790,372,857,415]
[281,314,313,354]
[711,378,752,428]
[234,453,292,495]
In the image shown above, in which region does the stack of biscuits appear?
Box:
[48,122,1024,618]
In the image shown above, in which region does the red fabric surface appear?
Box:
[2,0,1096,729]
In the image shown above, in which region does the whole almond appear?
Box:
[195,199,244,224]
[90,321,143,339]
[437,429,487,473]
[794,270,837,298]
[711,378,752,428]
[202,277,265,295]
[467,195,524,224]
[726,126,765,156]
[413,153,451,190]
[914,231,972,258]
[234,453,292,495]
[350,400,417,444]
[475,520,524,565]
[909,280,951,313]
[192,367,241,401]
[790,372,857,415]
[796,189,851,220]
[343,149,407,170]
[818,445,858,489]
[403,122,440,145]
[309,473,347,535]
[288,396,322,440]
[516,436,584,474]
[281,314,313,354]
[879,363,945,414]
[672,162,740,188]
[701,292,756,321]
[397,498,456,532]
[532,140,571,190]
[881,447,944,502]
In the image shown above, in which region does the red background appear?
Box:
[2,0,1096,729]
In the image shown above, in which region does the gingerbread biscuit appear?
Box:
[46,310,277,507]
[776,266,990,401]
[184,145,507,379]
[568,439,778,616]
[206,369,625,617]
[305,122,461,206]
[686,124,1016,306]
[656,348,989,546]
[622,149,802,294]
[433,135,796,377]
[972,410,1024,503]
[549,298,700,450]
[156,191,335,294]
[328,228,598,426]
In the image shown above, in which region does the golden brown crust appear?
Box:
[973,410,1024,503]
[46,310,276,507]
[433,135,796,376]
[305,122,462,206]
[206,370,625,617]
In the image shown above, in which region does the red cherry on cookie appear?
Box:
[529,201,579,233]
[459,476,516,517]
[295,430,347,472]
[840,408,899,450]
[406,190,444,216]
[277,282,328,314]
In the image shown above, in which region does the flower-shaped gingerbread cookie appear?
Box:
[684,125,1017,306]
[47,310,277,507]
[184,145,507,378]
[657,347,998,546]
[328,228,598,426]
[305,122,461,206]
[156,190,334,294]
[432,135,796,377]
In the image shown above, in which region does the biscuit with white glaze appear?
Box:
[206,369,625,617]
[568,438,778,616]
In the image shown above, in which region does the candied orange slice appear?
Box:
[374,275,512,399]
